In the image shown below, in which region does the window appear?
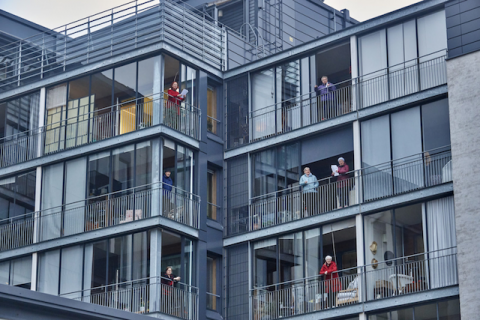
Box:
[207,85,218,134]
[0,256,32,289]
[207,170,220,221]
[368,299,460,319]
[0,170,36,220]
[226,75,249,149]
[207,255,220,311]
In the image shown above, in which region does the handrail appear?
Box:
[250,51,447,115]
[250,145,451,201]
[251,247,457,291]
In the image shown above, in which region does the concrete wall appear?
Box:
[447,49,480,318]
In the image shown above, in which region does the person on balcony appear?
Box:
[163,170,174,216]
[161,266,181,316]
[166,81,185,130]
[299,167,319,217]
[314,76,336,121]
[320,255,341,308]
[332,157,350,208]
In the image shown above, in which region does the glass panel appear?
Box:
[132,232,149,280]
[60,245,83,297]
[207,171,217,220]
[84,241,107,295]
[64,157,86,236]
[185,148,193,194]
[391,107,423,193]
[226,75,249,148]
[322,220,357,273]
[358,29,388,107]
[395,204,424,257]
[135,141,152,188]
[254,239,277,289]
[305,229,321,279]
[0,261,8,285]
[112,144,135,195]
[108,235,132,286]
[67,76,91,147]
[253,148,276,197]
[87,151,110,229]
[115,62,137,135]
[177,145,185,191]
[91,69,113,141]
[438,299,461,320]
[11,256,31,289]
[279,232,303,285]
[414,302,438,320]
[38,250,60,295]
[180,65,197,106]
[45,84,67,153]
[364,211,395,300]
[276,60,301,132]
[361,116,392,201]
[422,99,450,152]
[41,163,64,240]
[207,256,218,310]
[277,143,300,191]
[184,238,194,286]
[207,86,217,134]
[163,139,176,216]
[138,56,159,127]
[252,68,275,140]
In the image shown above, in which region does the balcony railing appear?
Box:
[0,181,200,252]
[251,248,458,319]
[233,148,451,233]
[233,54,447,147]
[0,0,227,92]
[60,276,199,320]
[0,93,201,169]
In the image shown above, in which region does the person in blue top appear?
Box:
[163,170,174,214]
[314,76,337,121]
[299,167,319,217]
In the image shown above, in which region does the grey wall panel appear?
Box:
[226,243,249,320]
[446,0,480,58]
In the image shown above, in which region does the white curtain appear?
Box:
[252,69,275,140]
[11,256,32,287]
[38,250,60,295]
[82,243,93,302]
[41,163,64,241]
[46,84,67,110]
[64,158,86,236]
[60,245,83,298]
[427,196,457,288]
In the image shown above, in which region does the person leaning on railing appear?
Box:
[314,76,336,121]
[166,82,185,130]
[320,255,341,309]
[299,167,319,217]
[332,157,350,208]
[161,266,182,315]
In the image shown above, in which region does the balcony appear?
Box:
[60,276,198,320]
[229,54,447,149]
[251,248,458,319]
[0,93,201,169]
[231,148,451,234]
[0,181,200,252]
[0,0,227,93]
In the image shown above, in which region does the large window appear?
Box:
[0,170,36,220]
[253,219,356,289]
[207,255,221,311]
[226,75,249,149]
[368,298,460,320]
[361,99,451,201]
[207,169,221,221]
[0,255,32,289]
[161,231,195,287]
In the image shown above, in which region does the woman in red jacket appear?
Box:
[319,255,341,308]
[332,157,350,208]
[166,81,185,130]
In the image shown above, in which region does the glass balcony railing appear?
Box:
[231,54,447,148]
[0,93,201,169]
[0,0,227,92]
[230,148,452,234]
[251,248,458,319]
[60,276,199,320]
[0,181,200,252]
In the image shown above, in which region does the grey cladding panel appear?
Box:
[227,243,249,320]
[446,0,480,58]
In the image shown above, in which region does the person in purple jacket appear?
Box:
[314,76,336,121]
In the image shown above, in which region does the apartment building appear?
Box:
[0,0,478,319]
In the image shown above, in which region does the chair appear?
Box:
[389,273,414,294]
[336,277,359,307]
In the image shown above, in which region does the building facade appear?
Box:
[0,0,478,319]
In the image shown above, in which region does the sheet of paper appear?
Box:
[180,89,188,96]
[331,165,339,176]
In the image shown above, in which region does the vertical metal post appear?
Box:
[40,34,45,79]
[135,1,138,49]
[17,41,22,86]
[87,18,91,64]
[110,9,114,57]
[63,26,67,71]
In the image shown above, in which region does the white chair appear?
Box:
[388,274,413,294]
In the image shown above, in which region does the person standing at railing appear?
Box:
[167,82,185,130]
[315,76,336,121]
[320,255,341,308]
[332,157,350,208]
[299,167,319,217]
[163,170,174,217]
[161,266,181,316]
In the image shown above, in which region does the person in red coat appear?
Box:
[166,81,185,129]
[319,255,341,308]
[332,157,350,208]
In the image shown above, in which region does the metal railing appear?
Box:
[240,54,447,146]
[0,181,200,252]
[0,0,226,92]
[60,276,199,320]
[0,93,201,168]
[238,148,451,233]
[251,249,457,319]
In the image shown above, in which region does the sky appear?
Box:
[0,0,424,30]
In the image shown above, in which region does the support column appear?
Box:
[149,228,162,312]
[31,87,46,291]
[350,35,358,111]
[152,54,164,126]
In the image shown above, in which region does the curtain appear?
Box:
[64,158,86,236]
[11,256,32,288]
[38,250,60,295]
[41,163,64,241]
[82,243,93,302]
[60,245,83,298]
[427,196,457,288]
